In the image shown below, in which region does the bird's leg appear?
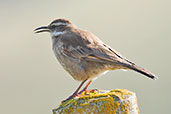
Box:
[78,80,92,94]
[62,79,87,103]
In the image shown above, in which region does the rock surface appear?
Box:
[53,89,140,114]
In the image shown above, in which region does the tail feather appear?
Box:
[130,64,158,80]
[118,60,158,80]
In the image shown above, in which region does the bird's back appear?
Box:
[52,28,157,80]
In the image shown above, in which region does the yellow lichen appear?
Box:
[53,89,139,114]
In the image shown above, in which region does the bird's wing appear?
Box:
[63,45,117,63]
[61,30,129,64]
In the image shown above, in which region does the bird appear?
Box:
[34,18,158,102]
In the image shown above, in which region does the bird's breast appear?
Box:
[52,39,109,81]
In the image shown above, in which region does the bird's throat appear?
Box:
[51,31,66,37]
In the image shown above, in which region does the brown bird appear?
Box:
[34,18,158,102]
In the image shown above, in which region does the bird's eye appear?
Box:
[51,25,56,29]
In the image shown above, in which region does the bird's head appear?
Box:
[34,18,73,37]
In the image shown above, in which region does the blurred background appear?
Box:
[0,0,170,114]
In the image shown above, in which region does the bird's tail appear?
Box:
[118,59,158,80]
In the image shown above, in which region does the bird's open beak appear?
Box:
[34,26,50,33]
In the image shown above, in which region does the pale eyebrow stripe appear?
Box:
[51,23,69,26]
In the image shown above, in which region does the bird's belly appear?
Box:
[69,61,108,81]
[53,49,108,81]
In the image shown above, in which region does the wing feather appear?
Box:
[60,30,125,64]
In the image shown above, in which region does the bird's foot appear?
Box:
[61,94,83,103]
[62,89,99,103]
[61,95,75,103]
[78,89,99,95]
